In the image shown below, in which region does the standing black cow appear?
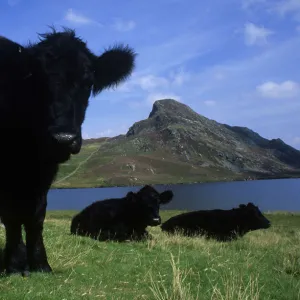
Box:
[0,27,136,276]
[161,203,271,241]
[70,185,174,241]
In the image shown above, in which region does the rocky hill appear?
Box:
[53,99,300,188]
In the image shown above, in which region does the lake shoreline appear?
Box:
[51,175,300,190]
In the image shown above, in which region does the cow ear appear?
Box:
[247,203,256,210]
[92,44,136,96]
[126,191,137,203]
[0,37,33,84]
[159,190,174,204]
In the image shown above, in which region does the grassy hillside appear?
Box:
[53,139,245,188]
[0,211,299,299]
[52,99,300,188]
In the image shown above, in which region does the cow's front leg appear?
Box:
[24,194,52,273]
[2,220,29,276]
[132,228,150,241]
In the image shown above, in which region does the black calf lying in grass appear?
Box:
[70,185,174,241]
[161,203,271,241]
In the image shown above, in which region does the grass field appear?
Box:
[0,211,300,299]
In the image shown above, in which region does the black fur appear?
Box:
[161,203,271,241]
[70,185,174,242]
[0,27,136,276]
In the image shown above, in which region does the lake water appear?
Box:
[47,178,300,213]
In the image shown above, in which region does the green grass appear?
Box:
[54,143,103,181]
[1,211,300,299]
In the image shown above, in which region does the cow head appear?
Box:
[240,202,271,230]
[128,185,174,226]
[0,28,136,163]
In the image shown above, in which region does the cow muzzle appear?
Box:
[150,217,161,226]
[265,220,271,228]
[52,132,81,154]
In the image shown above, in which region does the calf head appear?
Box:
[240,203,271,231]
[128,185,174,226]
[0,28,136,163]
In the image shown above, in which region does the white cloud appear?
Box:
[242,0,267,10]
[64,9,102,26]
[119,69,191,93]
[96,129,114,137]
[123,35,300,121]
[256,80,300,99]
[244,0,300,21]
[116,81,133,92]
[146,93,181,106]
[114,74,169,93]
[128,93,181,109]
[173,74,185,86]
[272,0,300,17]
[112,19,136,32]
[244,22,274,46]
[137,75,169,91]
[207,36,300,81]
[137,27,227,74]
[292,136,300,145]
[203,100,216,106]
[169,69,190,86]
[82,132,90,139]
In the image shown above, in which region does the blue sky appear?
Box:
[1,0,300,149]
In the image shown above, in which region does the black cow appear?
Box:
[161,203,271,241]
[0,27,136,276]
[70,185,174,242]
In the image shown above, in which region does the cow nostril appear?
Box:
[52,133,77,146]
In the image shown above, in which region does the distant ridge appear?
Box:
[54,99,300,188]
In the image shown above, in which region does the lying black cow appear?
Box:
[70,185,174,241]
[161,203,271,241]
[0,27,136,276]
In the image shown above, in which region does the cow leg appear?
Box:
[2,220,29,276]
[112,223,129,241]
[24,194,52,273]
[132,228,149,241]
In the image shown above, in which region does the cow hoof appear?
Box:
[5,258,30,277]
[4,242,29,277]
[30,262,52,273]
[6,266,30,277]
[22,270,30,277]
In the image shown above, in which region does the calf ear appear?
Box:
[0,37,33,84]
[159,190,174,204]
[126,191,137,203]
[92,44,136,96]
